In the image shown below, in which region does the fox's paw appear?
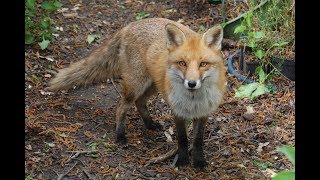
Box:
[193,159,208,170]
[116,135,128,146]
[176,156,190,167]
[145,121,162,130]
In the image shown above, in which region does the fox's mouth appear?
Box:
[187,88,196,92]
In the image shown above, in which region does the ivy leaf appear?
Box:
[53,0,63,8]
[235,82,259,98]
[41,1,56,11]
[256,66,267,83]
[277,145,295,166]
[39,38,50,50]
[234,25,246,34]
[255,49,264,60]
[251,84,270,100]
[25,31,35,44]
[26,0,36,9]
[254,31,265,39]
[248,41,257,48]
[87,35,98,44]
[271,171,295,180]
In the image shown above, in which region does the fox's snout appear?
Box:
[184,79,201,89]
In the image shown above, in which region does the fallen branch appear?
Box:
[81,167,95,180]
[65,150,98,163]
[57,161,78,180]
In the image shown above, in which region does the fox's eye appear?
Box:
[178,61,186,66]
[200,62,208,67]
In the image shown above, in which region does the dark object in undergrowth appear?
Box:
[237,48,295,81]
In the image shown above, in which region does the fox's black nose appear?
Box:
[188,80,197,88]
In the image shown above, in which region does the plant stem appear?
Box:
[224,0,269,26]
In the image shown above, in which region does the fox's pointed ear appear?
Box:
[202,25,223,50]
[165,23,186,50]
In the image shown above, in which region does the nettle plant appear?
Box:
[235,66,275,100]
[25,0,63,50]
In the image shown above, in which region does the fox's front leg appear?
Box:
[174,116,190,166]
[192,117,208,169]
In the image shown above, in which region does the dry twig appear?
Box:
[65,150,98,163]
[57,161,78,180]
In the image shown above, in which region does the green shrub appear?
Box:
[25,0,63,49]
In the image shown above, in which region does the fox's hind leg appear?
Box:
[115,93,134,145]
[135,84,162,130]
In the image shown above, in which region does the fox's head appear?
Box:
[165,23,224,91]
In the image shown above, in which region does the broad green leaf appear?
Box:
[25,31,35,44]
[251,84,270,100]
[256,66,267,83]
[199,25,205,31]
[87,34,98,44]
[254,31,265,39]
[26,0,36,9]
[40,17,51,28]
[38,39,50,50]
[41,2,56,11]
[272,41,289,47]
[271,171,295,180]
[248,41,257,48]
[234,25,246,34]
[235,82,259,98]
[277,145,295,166]
[255,49,264,60]
[53,0,63,8]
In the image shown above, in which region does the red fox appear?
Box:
[48,18,226,169]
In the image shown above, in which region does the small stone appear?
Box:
[222,149,231,158]
[265,118,275,125]
[242,113,254,121]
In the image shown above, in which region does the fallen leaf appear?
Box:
[168,126,174,135]
[87,34,98,44]
[62,12,78,18]
[246,106,255,114]
[164,131,173,142]
[38,39,50,50]
[257,142,270,153]
[57,7,69,13]
[25,145,32,150]
[45,142,55,147]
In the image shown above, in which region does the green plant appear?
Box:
[25,175,34,180]
[234,0,266,61]
[135,12,150,20]
[272,145,295,180]
[235,66,275,100]
[25,0,63,49]
[234,0,294,64]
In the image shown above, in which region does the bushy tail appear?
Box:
[47,32,122,92]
